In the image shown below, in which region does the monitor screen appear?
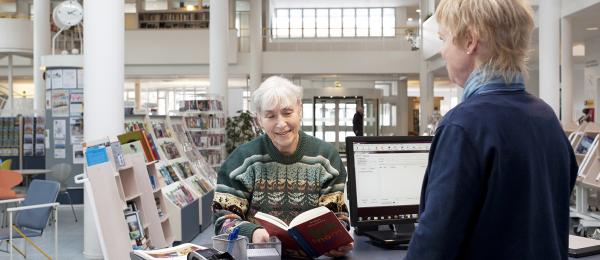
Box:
[346,136,432,227]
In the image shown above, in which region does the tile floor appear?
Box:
[0,205,215,260]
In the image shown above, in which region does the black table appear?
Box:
[131,226,600,259]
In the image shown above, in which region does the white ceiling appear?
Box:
[270,0,419,9]
[570,2,600,45]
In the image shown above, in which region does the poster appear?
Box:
[50,69,63,89]
[51,90,69,117]
[70,91,84,117]
[62,69,77,89]
[70,117,84,144]
[77,69,84,88]
[73,144,84,164]
[53,119,66,140]
[54,139,66,159]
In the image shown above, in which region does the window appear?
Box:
[272,7,395,39]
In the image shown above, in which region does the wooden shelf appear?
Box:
[125,192,142,201]
[160,214,169,223]
[187,128,225,132]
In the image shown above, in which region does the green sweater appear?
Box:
[212,131,349,243]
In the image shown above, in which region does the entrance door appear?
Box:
[312,97,367,152]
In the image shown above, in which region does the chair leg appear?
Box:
[11,225,52,260]
[66,190,78,222]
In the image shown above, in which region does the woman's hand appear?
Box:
[324,242,354,258]
[251,228,270,243]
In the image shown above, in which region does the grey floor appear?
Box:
[0,205,215,260]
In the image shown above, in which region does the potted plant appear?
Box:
[226,110,263,153]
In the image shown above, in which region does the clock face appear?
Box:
[53,0,83,29]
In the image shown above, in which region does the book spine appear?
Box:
[288,228,319,258]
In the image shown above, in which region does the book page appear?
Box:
[133,243,206,259]
[255,212,289,230]
[289,206,330,228]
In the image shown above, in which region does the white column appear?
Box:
[561,17,574,124]
[249,0,263,91]
[398,79,409,135]
[33,0,51,114]
[419,61,434,135]
[83,0,124,258]
[210,0,229,113]
[134,80,141,111]
[8,55,14,115]
[539,0,560,115]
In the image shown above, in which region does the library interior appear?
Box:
[1,0,600,259]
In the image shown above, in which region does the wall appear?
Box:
[124,29,239,65]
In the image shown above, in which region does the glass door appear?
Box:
[312,97,371,153]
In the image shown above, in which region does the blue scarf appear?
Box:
[462,69,525,101]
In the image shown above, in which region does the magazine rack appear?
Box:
[161,181,200,242]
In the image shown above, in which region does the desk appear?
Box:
[132,225,600,259]
[18,169,52,186]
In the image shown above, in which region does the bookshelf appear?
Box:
[180,98,227,169]
[161,181,200,242]
[138,10,210,29]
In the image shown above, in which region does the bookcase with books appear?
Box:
[138,9,210,29]
[131,114,215,234]
[83,142,172,259]
[568,122,600,221]
[179,97,227,170]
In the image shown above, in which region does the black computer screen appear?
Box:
[346,136,432,227]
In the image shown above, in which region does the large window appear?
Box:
[272,7,395,39]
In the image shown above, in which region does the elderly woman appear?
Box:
[406,0,577,259]
[212,76,353,258]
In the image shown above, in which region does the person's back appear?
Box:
[408,90,577,259]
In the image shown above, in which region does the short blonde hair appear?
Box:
[251,76,303,115]
[436,0,534,82]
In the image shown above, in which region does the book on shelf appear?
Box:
[159,140,181,160]
[163,183,196,208]
[158,165,177,185]
[125,201,139,213]
[173,161,194,179]
[254,206,353,258]
[110,141,127,168]
[154,197,164,218]
[125,211,147,250]
[85,145,109,167]
[118,130,159,162]
[133,243,218,260]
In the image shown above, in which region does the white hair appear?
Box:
[251,76,303,115]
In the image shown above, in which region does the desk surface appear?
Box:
[18,169,52,175]
[162,225,600,260]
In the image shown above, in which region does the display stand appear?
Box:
[82,146,173,260]
[161,182,200,242]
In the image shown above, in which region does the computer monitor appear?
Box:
[345,136,433,246]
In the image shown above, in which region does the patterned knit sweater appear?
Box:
[212,131,349,245]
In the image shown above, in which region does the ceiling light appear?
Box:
[586,27,599,31]
[416,9,421,13]
[408,18,414,22]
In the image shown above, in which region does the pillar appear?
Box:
[33,0,51,114]
[209,0,229,113]
[83,0,125,258]
[249,0,263,91]
[561,17,574,124]
[398,78,409,135]
[539,0,560,115]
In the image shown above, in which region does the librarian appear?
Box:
[405,0,578,259]
[211,76,353,258]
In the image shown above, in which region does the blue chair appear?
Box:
[0,179,60,260]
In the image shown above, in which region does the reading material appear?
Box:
[133,243,205,260]
[254,206,353,258]
[569,235,600,257]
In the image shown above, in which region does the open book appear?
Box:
[569,235,600,257]
[133,243,205,260]
[254,206,353,258]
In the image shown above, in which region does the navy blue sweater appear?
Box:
[406,90,578,260]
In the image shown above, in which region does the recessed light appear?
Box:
[587,27,599,31]
[408,18,414,22]
[416,9,421,13]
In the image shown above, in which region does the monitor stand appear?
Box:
[360,224,415,248]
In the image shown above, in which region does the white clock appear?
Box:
[52,0,83,29]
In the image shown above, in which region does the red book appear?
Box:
[255,206,353,258]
